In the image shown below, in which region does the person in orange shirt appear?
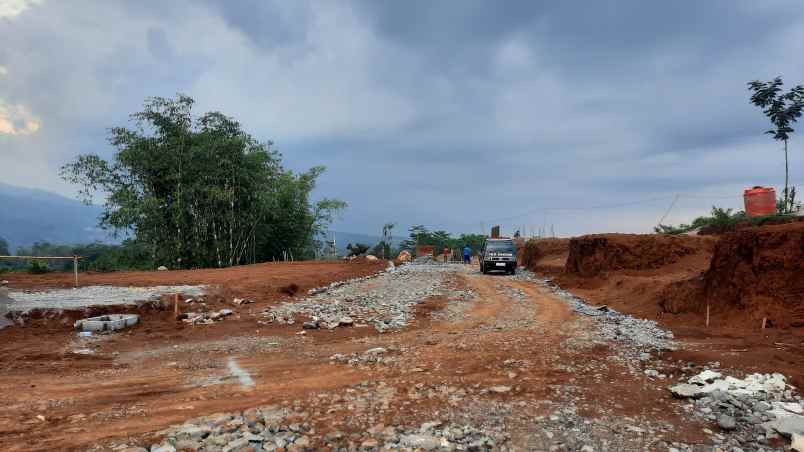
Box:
[443,246,449,264]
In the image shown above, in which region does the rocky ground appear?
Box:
[3,262,801,451]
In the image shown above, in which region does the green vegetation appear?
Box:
[748,77,804,214]
[0,236,8,256]
[61,95,345,269]
[27,261,50,274]
[399,225,486,255]
[1,241,153,273]
[346,243,370,257]
[654,206,797,235]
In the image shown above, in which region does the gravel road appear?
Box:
[1,263,799,451]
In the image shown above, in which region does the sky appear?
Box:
[2,0,804,238]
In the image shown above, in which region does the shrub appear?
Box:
[27,261,50,274]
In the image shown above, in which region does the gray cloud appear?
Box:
[1,0,803,239]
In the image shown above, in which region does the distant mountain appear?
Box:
[0,183,110,252]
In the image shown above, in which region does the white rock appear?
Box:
[669,383,703,399]
[689,370,722,385]
[791,432,804,452]
[489,385,512,393]
[157,266,168,271]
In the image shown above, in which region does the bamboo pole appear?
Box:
[74,256,79,288]
[174,293,179,317]
[706,303,710,328]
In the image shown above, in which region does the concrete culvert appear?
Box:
[74,314,139,332]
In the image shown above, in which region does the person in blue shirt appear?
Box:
[462,244,471,264]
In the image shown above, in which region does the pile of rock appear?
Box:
[147,406,310,452]
[670,369,804,448]
[329,346,399,366]
[379,421,508,450]
[262,263,448,333]
[180,309,233,325]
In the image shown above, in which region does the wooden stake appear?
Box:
[706,303,710,328]
[73,256,79,288]
[762,317,767,330]
[174,293,179,317]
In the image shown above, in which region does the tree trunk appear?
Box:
[785,139,790,213]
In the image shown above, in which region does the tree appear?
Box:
[748,77,804,213]
[376,222,395,259]
[61,95,345,268]
[0,236,8,256]
[346,243,369,257]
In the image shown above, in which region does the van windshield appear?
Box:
[486,241,515,252]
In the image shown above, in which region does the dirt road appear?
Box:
[0,263,798,451]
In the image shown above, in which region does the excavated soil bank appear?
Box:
[703,222,804,328]
[564,233,713,277]
[521,238,569,275]
[524,228,804,389]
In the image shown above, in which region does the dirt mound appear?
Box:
[521,238,569,274]
[565,234,711,277]
[703,222,804,327]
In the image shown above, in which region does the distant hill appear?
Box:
[0,183,109,252]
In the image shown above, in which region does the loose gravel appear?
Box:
[6,285,206,311]
[262,263,455,332]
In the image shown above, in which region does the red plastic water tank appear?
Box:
[743,186,776,217]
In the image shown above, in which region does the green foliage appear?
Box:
[61,95,345,268]
[654,206,747,234]
[346,243,370,257]
[399,225,485,255]
[8,240,154,273]
[27,260,50,274]
[748,77,804,213]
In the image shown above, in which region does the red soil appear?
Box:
[2,260,386,304]
[522,227,804,388]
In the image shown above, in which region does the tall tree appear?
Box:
[748,77,804,213]
[0,236,9,256]
[61,95,345,268]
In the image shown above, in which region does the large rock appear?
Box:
[399,434,443,450]
[717,414,736,430]
[669,383,704,399]
[792,433,804,452]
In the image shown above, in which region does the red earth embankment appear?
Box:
[703,222,804,328]
[524,227,804,387]
[520,238,569,275]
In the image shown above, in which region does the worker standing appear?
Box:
[463,244,471,264]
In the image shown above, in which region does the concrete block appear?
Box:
[74,314,139,332]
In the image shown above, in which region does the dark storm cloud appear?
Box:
[2,0,803,237]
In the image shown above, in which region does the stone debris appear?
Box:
[263,263,450,333]
[157,266,168,271]
[231,298,254,306]
[146,405,507,452]
[670,369,803,447]
[182,309,234,325]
